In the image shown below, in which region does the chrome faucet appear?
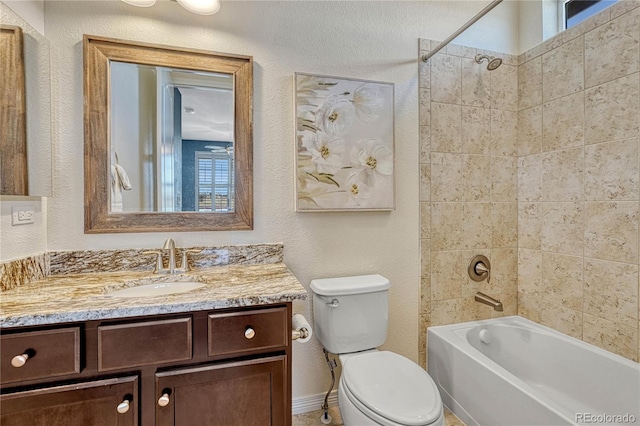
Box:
[475,292,503,312]
[143,239,200,274]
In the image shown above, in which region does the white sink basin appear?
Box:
[107,281,206,298]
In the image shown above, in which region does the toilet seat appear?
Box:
[341,351,443,426]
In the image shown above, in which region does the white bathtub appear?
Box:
[428,316,640,426]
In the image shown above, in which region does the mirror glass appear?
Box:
[110,62,234,213]
[0,3,52,196]
[84,35,253,233]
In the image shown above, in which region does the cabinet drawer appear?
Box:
[0,328,80,384]
[1,375,138,426]
[208,307,288,357]
[98,317,192,372]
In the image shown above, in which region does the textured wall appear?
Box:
[418,40,519,367]
[517,1,640,362]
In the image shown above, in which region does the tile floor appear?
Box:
[292,406,465,425]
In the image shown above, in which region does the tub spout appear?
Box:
[475,292,503,312]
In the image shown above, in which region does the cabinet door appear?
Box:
[0,376,138,426]
[155,355,286,426]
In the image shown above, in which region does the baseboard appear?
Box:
[292,390,339,415]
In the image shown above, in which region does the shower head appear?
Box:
[475,54,502,71]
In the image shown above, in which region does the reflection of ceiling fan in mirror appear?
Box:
[205,145,234,155]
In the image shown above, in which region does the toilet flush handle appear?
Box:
[326,299,339,308]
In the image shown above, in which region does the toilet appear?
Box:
[310,275,444,426]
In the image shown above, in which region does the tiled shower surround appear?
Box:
[419,1,640,366]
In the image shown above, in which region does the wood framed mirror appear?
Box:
[1,25,27,195]
[83,35,253,233]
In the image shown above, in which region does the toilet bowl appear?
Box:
[310,275,444,426]
[338,351,444,426]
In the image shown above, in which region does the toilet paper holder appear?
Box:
[292,327,310,340]
[291,313,312,342]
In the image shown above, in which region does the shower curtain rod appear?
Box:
[421,0,504,62]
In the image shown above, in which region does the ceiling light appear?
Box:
[121,0,220,15]
[176,0,221,15]
[121,0,156,7]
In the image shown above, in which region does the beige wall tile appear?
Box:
[491,109,518,157]
[562,7,611,44]
[463,203,492,249]
[420,202,430,239]
[518,248,542,295]
[585,11,639,88]
[585,73,640,144]
[431,297,483,326]
[431,202,464,251]
[584,201,639,263]
[542,148,584,202]
[486,247,518,295]
[492,156,518,202]
[448,44,477,58]
[431,250,465,301]
[518,292,583,339]
[431,153,461,201]
[491,64,518,111]
[583,314,639,361]
[542,92,585,152]
[419,125,430,164]
[461,106,491,154]
[541,252,584,310]
[421,238,431,282]
[518,202,542,250]
[518,154,543,202]
[541,202,584,256]
[542,36,584,102]
[462,155,491,202]
[462,58,490,107]
[431,103,461,153]
[419,57,431,89]
[584,258,638,328]
[431,54,461,104]
[420,163,430,202]
[584,138,639,201]
[517,106,542,156]
[610,1,640,20]
[492,202,518,248]
[518,57,542,110]
[419,88,430,126]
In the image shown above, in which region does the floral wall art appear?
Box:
[295,73,395,211]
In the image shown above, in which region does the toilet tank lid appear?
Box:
[310,274,390,296]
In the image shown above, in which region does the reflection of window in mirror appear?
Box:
[194,149,234,212]
[110,61,234,213]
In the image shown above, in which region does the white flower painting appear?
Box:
[295,73,395,211]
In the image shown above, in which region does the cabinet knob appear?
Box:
[158,393,171,407]
[116,399,130,414]
[11,353,29,368]
[244,327,255,339]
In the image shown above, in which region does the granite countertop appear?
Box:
[0,263,307,328]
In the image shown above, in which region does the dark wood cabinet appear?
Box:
[155,356,287,426]
[0,304,292,426]
[0,376,138,426]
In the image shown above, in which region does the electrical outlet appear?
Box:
[11,206,35,226]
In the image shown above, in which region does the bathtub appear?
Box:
[428,316,639,426]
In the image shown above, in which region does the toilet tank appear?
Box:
[310,275,390,354]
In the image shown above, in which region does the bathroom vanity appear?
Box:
[0,263,306,425]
